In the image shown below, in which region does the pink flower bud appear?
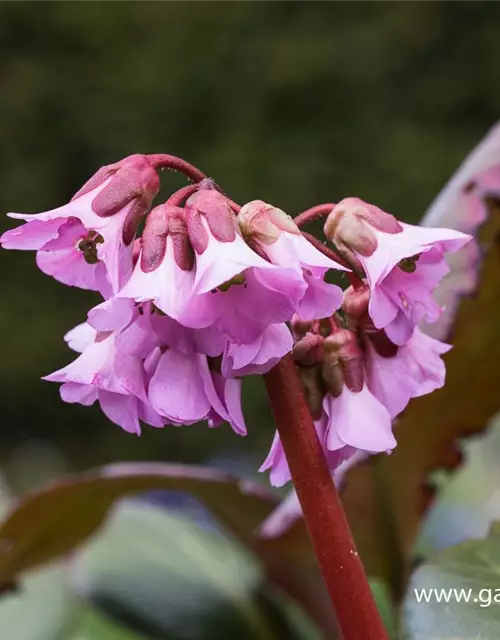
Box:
[293,333,324,366]
[300,365,326,419]
[91,155,160,218]
[324,330,364,393]
[325,197,471,345]
[291,315,313,340]
[342,284,370,320]
[140,205,170,273]
[238,200,298,245]
[185,190,237,251]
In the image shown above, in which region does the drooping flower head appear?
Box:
[1,154,160,294]
[324,197,471,344]
[118,189,347,345]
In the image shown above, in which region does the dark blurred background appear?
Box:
[1,2,499,479]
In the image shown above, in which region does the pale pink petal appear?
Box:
[99,390,141,435]
[324,386,395,453]
[64,323,97,353]
[148,350,210,424]
[60,382,98,405]
[197,356,230,423]
[259,432,291,488]
[192,221,275,295]
[138,401,164,428]
[0,218,64,250]
[368,286,399,330]
[119,237,200,324]
[365,341,414,419]
[36,249,105,292]
[224,377,247,436]
[87,297,136,333]
[222,324,292,377]
[296,273,343,321]
[384,312,416,346]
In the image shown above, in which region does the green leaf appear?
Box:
[402,523,500,639]
[65,605,153,640]
[0,463,336,636]
[0,566,74,640]
[73,501,318,640]
[0,463,275,584]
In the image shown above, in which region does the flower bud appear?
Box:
[185,190,237,251]
[90,154,160,218]
[321,348,343,397]
[323,329,364,393]
[238,200,298,245]
[342,284,370,320]
[293,333,324,366]
[291,315,313,340]
[299,365,325,419]
[140,205,170,273]
[323,198,402,268]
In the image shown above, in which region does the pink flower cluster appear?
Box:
[0,157,471,486]
[261,197,470,486]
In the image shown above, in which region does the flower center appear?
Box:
[398,254,420,273]
[216,273,246,292]
[78,231,104,264]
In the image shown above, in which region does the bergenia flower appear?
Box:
[261,326,395,487]
[120,190,344,344]
[238,200,346,320]
[324,197,471,344]
[222,323,293,377]
[260,417,358,488]
[1,154,160,294]
[45,329,163,435]
[365,327,451,419]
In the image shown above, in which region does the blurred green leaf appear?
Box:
[0,566,74,640]
[66,605,157,640]
[73,501,310,640]
[402,523,500,639]
[0,462,337,636]
[0,463,276,584]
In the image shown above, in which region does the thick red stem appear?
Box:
[294,203,336,228]
[264,355,388,640]
[147,154,207,183]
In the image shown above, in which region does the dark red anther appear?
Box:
[140,205,170,273]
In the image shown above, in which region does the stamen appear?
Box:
[78,231,104,264]
[217,273,246,292]
[398,254,420,273]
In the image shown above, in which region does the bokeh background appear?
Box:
[1,2,500,484]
